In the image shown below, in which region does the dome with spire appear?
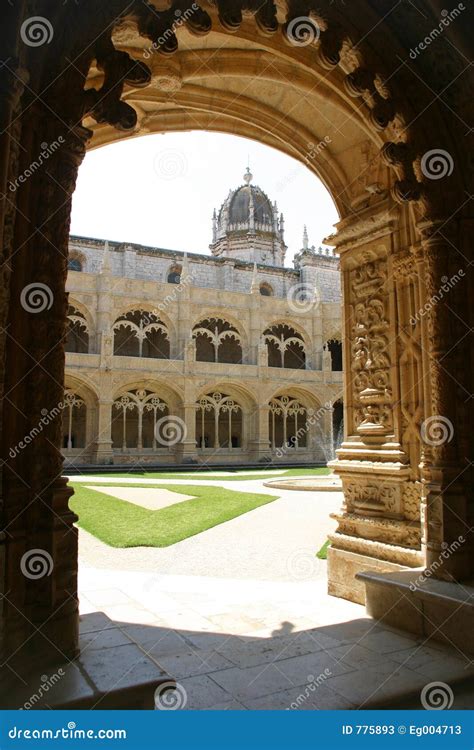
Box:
[210,167,287,267]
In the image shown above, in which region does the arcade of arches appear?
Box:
[1,0,473,682]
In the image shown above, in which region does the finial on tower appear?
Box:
[303,225,309,250]
[243,165,253,185]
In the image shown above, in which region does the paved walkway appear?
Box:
[76,478,473,709]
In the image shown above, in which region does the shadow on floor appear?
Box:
[2,611,473,710]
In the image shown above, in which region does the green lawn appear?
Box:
[68,467,331,483]
[316,538,331,560]
[69,483,277,548]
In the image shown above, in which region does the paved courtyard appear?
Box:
[75,476,474,709]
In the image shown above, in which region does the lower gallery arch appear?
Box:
[62,378,99,465]
[267,389,330,463]
[110,383,184,463]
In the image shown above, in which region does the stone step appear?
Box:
[357,569,474,654]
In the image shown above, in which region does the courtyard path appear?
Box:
[76,479,340,581]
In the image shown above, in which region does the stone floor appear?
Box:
[79,569,474,710]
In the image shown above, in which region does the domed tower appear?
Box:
[210,167,287,266]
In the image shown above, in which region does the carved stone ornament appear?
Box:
[349,255,393,434]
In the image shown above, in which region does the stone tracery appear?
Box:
[113,310,170,358]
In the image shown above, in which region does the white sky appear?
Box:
[70,131,339,266]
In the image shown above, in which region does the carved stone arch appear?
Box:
[192,315,245,364]
[112,306,171,359]
[262,322,308,370]
[191,309,247,345]
[194,381,254,452]
[262,318,311,349]
[111,378,184,411]
[62,376,99,462]
[194,380,258,412]
[67,297,95,333]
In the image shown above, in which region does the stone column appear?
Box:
[1,106,90,665]
[417,222,471,580]
[180,403,198,464]
[94,400,114,464]
[327,204,420,604]
[249,405,271,463]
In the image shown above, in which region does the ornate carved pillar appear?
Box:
[1,104,90,665]
[417,221,471,580]
[327,202,422,604]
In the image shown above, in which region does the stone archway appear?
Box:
[1,0,472,668]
